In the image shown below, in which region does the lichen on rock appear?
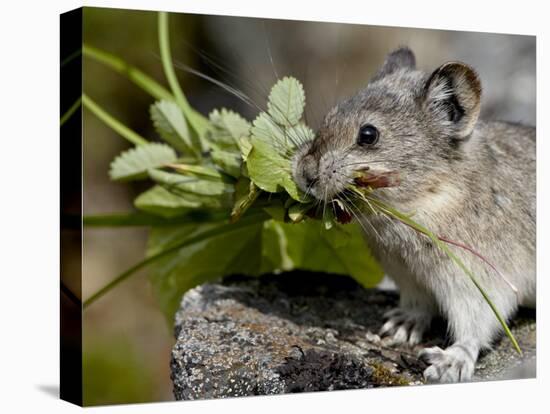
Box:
[170,272,536,400]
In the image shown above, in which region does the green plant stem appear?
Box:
[83,211,230,227]
[438,242,522,354]
[61,48,82,68]
[370,198,522,354]
[158,13,192,119]
[82,94,148,146]
[157,12,210,141]
[60,97,82,127]
[82,44,173,101]
[83,211,268,309]
[83,42,210,138]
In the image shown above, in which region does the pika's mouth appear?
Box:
[353,169,401,189]
[305,169,401,225]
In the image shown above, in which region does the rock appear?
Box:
[170,272,536,400]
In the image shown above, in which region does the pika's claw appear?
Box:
[419,345,476,383]
[379,307,432,347]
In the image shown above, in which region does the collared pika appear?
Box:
[292,47,535,383]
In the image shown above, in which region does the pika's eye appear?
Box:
[357,124,379,146]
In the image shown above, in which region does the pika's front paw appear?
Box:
[378,308,432,347]
[419,345,476,383]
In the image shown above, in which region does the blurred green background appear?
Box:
[78,7,535,405]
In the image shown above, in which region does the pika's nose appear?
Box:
[302,154,318,187]
[303,169,316,188]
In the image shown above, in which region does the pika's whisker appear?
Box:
[339,189,382,241]
[303,177,319,200]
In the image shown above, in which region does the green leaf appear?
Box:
[147,220,264,319]
[208,108,251,153]
[278,220,384,288]
[134,185,200,218]
[149,169,232,197]
[167,163,232,182]
[211,150,242,178]
[263,206,286,222]
[287,123,315,146]
[250,112,286,149]
[260,220,293,272]
[321,224,383,287]
[247,137,302,201]
[245,108,311,203]
[148,169,234,209]
[267,76,306,126]
[250,114,313,154]
[150,100,199,156]
[109,143,177,182]
[145,215,381,321]
[207,108,252,173]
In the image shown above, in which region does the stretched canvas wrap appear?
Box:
[60,6,536,406]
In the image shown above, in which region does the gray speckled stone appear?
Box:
[171,272,536,400]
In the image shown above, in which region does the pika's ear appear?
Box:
[422,62,482,139]
[372,47,416,81]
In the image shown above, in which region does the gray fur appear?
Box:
[292,47,536,383]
